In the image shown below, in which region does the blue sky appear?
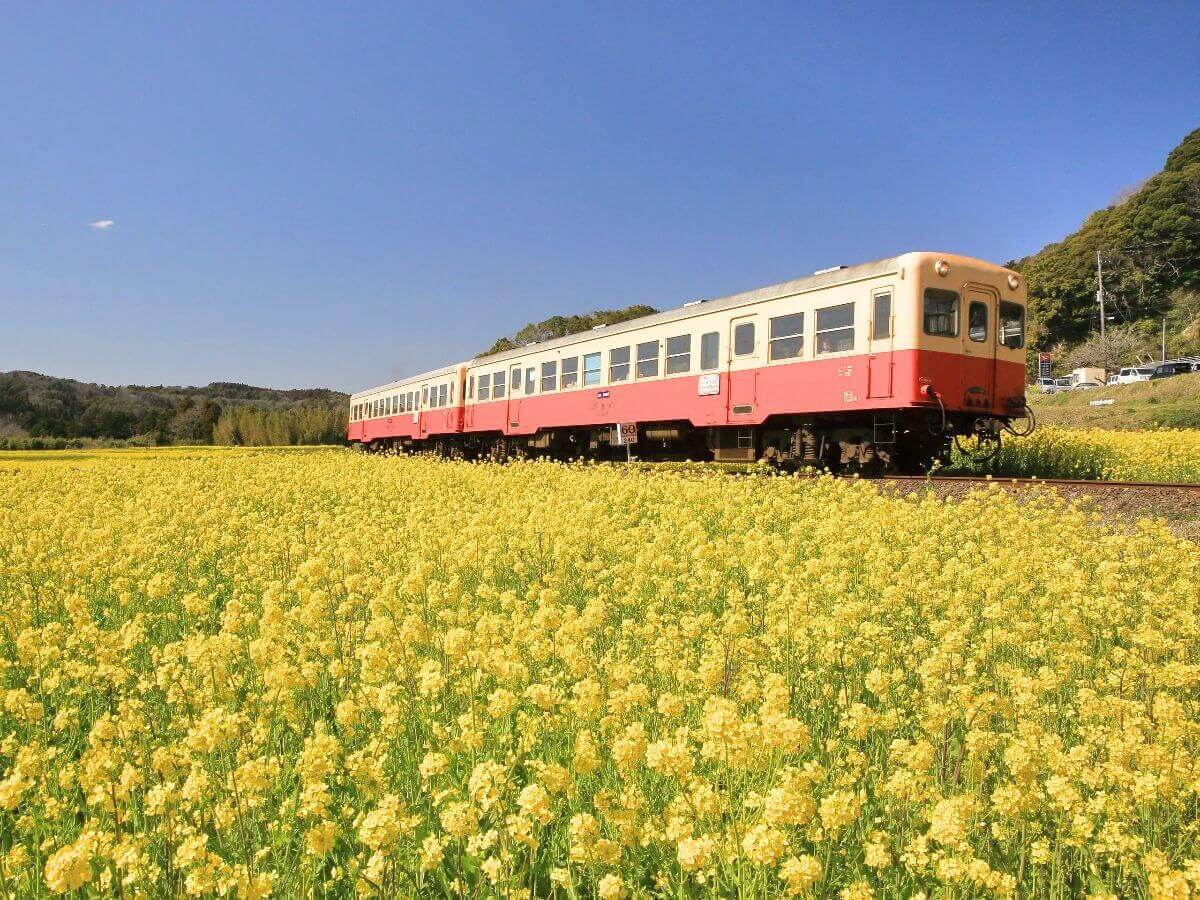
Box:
[1,3,1196,392]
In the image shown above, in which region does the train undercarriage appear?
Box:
[359,407,1028,474]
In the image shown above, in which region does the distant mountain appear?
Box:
[479,304,660,357]
[0,370,348,447]
[1011,126,1200,352]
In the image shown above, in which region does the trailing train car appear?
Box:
[348,251,1030,472]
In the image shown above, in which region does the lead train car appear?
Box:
[348,251,1029,472]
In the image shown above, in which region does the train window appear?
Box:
[583,352,601,386]
[439,384,448,406]
[769,313,805,360]
[422,387,430,408]
[510,366,522,393]
[392,395,399,413]
[467,377,474,400]
[873,292,892,340]
[525,367,536,394]
[478,374,490,401]
[408,391,415,410]
[816,303,854,354]
[493,370,506,399]
[700,332,720,370]
[734,322,755,356]
[541,361,557,392]
[924,289,959,337]
[968,301,988,342]
[665,334,691,374]
[999,301,1025,349]
[609,346,630,382]
[561,356,579,389]
[449,382,455,404]
[636,340,660,378]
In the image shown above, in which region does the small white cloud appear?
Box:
[90,219,115,230]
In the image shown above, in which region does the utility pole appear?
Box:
[1095,250,1106,340]
[1162,317,1167,362]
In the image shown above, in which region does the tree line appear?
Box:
[0,371,348,448]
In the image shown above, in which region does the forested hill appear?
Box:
[0,370,349,447]
[480,305,659,357]
[1011,126,1200,357]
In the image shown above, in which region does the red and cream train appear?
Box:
[347,252,1030,471]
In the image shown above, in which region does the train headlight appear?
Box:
[934,259,950,277]
[1007,274,1020,290]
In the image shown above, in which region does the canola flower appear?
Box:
[0,448,1198,898]
[961,426,1200,483]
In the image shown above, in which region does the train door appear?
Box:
[962,284,999,404]
[866,287,895,399]
[727,314,758,417]
[506,364,522,432]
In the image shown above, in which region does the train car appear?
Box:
[348,363,465,451]
[347,251,1030,471]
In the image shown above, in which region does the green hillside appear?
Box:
[1028,371,1200,430]
[1012,127,1200,370]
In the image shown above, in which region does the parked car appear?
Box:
[1111,366,1155,384]
[1150,360,1200,380]
[1035,377,1072,394]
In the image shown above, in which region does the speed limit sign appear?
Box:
[615,422,638,445]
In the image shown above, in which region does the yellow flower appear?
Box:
[44,844,92,894]
[305,822,336,856]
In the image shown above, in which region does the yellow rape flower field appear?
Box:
[1,448,1199,898]
[984,427,1200,483]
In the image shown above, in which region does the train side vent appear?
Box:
[732,404,754,415]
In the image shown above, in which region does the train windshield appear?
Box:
[999,301,1025,349]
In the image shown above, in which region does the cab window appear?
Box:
[924,289,959,337]
[968,301,988,342]
[525,367,536,394]
[999,301,1025,349]
[511,366,522,393]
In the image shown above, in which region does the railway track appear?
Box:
[872,473,1200,493]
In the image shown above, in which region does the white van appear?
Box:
[1111,366,1154,385]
